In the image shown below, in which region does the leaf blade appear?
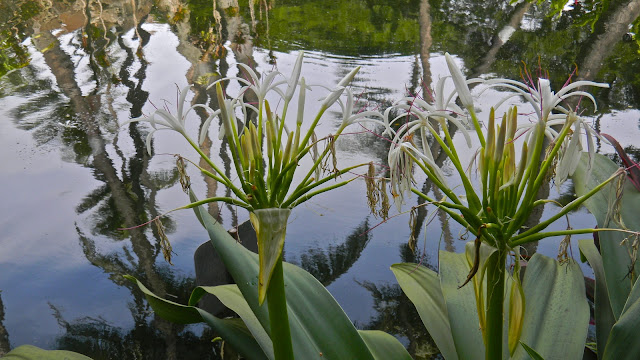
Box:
[391,263,458,360]
[358,330,413,360]
[2,345,93,360]
[512,254,589,360]
[579,238,616,359]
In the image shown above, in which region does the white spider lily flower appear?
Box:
[433,75,465,116]
[284,52,304,103]
[122,85,196,155]
[319,66,361,110]
[337,88,385,128]
[207,63,286,109]
[482,77,609,122]
[195,106,221,143]
[319,85,346,110]
[381,107,405,137]
[393,99,472,148]
[445,52,474,109]
[210,96,259,142]
[338,66,361,87]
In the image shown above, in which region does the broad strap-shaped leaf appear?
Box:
[579,238,616,359]
[391,263,458,360]
[2,345,93,359]
[358,330,413,360]
[512,254,589,360]
[125,276,269,360]
[439,250,485,360]
[573,153,640,318]
[603,277,640,359]
[188,191,379,359]
[519,342,545,360]
[192,285,274,359]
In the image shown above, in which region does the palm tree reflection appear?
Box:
[298,219,373,286]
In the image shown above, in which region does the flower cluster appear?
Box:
[383,52,609,250]
[123,52,385,303]
[123,50,611,303]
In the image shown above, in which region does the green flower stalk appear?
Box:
[123,52,385,360]
[385,52,615,359]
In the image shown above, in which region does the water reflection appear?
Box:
[299,219,373,286]
[1,0,639,358]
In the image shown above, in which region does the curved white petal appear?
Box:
[199,109,222,145]
[285,51,304,102]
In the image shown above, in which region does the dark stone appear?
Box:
[193,220,257,316]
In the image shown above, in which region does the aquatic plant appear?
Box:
[123,52,412,359]
[121,51,639,360]
[388,53,633,359]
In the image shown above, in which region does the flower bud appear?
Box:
[297,77,306,125]
[445,53,474,109]
[284,52,304,102]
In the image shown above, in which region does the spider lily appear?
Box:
[122,55,378,359]
[208,62,286,109]
[122,85,196,155]
[479,76,609,186]
[382,56,624,359]
[388,139,448,211]
[483,77,608,123]
[336,88,385,129]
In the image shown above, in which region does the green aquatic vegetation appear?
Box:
[122,48,638,359]
[123,52,402,359]
[388,53,633,359]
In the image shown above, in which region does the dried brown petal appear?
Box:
[155,217,173,265]
[175,155,191,193]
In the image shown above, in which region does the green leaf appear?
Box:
[124,276,268,360]
[573,153,640,319]
[2,345,93,359]
[188,191,379,359]
[579,238,616,359]
[512,254,589,360]
[194,285,274,359]
[391,263,458,360]
[519,342,545,360]
[603,277,640,359]
[439,250,485,360]
[622,269,640,314]
[358,330,413,360]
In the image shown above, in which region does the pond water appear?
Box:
[0,0,639,359]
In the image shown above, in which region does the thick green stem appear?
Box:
[267,256,294,360]
[485,249,507,360]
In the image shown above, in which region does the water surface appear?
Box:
[1,1,639,358]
